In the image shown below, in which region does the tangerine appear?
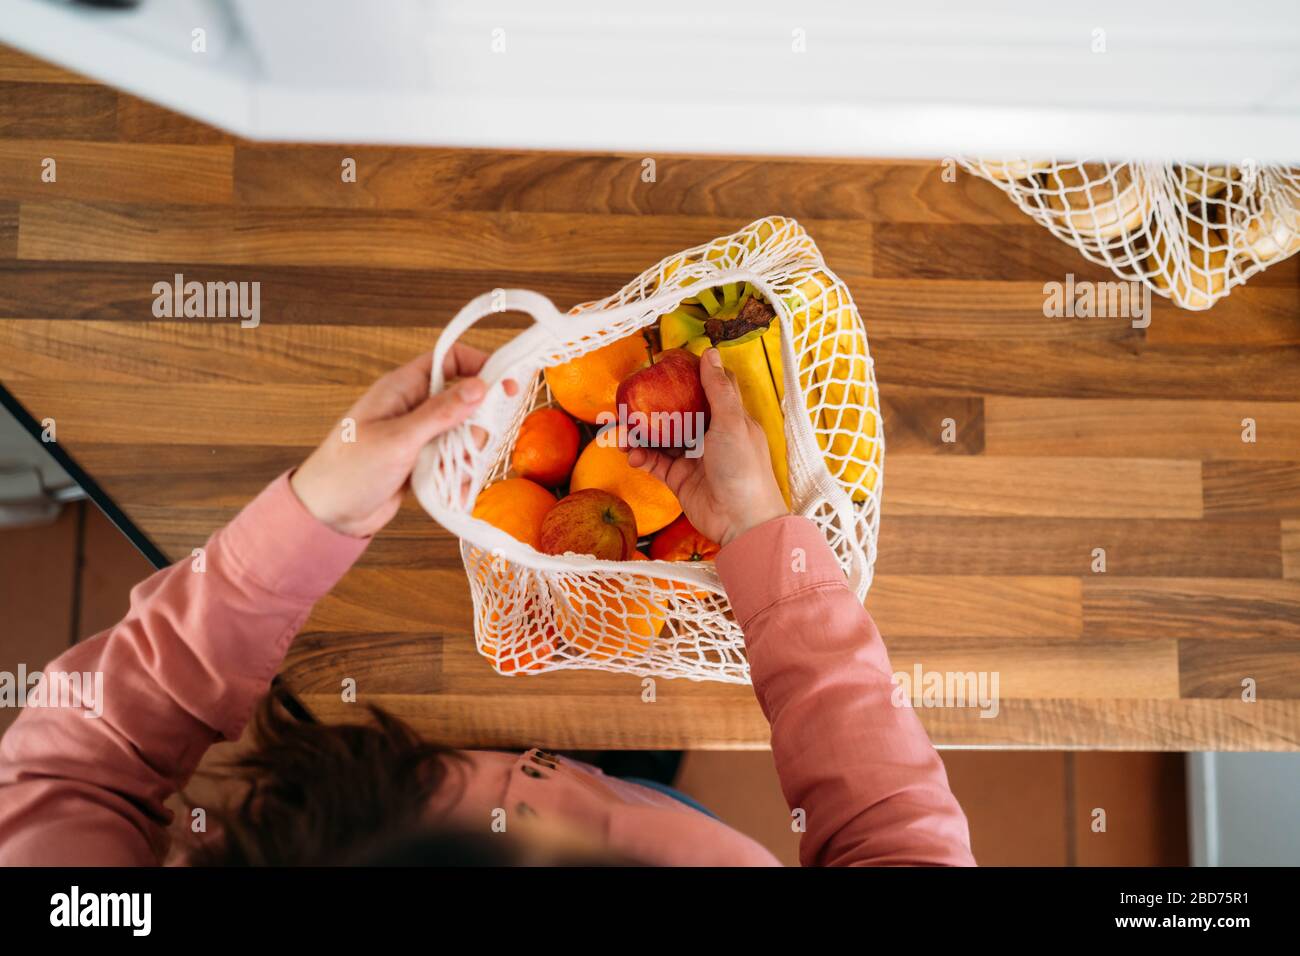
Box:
[511,408,581,486]
[543,332,650,424]
[554,551,667,661]
[471,477,556,549]
[649,513,720,562]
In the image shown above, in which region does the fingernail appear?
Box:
[706,348,722,368]
[457,378,486,403]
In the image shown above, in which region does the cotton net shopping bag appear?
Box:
[411,217,883,683]
[961,160,1300,310]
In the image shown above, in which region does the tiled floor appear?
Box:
[0,499,154,734]
[1,494,1188,865]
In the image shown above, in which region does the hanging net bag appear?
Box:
[411,217,883,683]
[962,159,1300,310]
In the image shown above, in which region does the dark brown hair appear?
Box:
[188,693,465,866]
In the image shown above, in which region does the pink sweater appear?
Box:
[0,473,974,867]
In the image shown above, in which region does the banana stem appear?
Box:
[696,287,722,316]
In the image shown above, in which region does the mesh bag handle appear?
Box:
[429,289,568,396]
[415,289,570,543]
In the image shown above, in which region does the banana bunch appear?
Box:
[656,264,880,509]
[782,274,881,503]
[659,282,791,507]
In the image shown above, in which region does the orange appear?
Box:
[554,552,667,661]
[649,513,720,562]
[511,408,581,486]
[543,332,651,424]
[647,517,720,603]
[472,559,556,674]
[569,439,681,536]
[470,479,559,673]
[471,477,557,549]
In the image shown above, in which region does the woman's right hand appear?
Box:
[627,348,788,547]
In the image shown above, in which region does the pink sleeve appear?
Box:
[716,516,975,867]
[0,472,369,866]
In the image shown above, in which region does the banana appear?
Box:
[649,254,687,292]
[695,287,722,316]
[784,270,837,323]
[658,272,880,508]
[722,281,740,309]
[689,329,791,508]
[659,306,706,349]
[797,303,880,501]
[660,282,792,507]
[657,219,880,507]
[742,216,797,254]
[761,319,784,404]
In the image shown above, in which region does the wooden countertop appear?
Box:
[2,45,1298,751]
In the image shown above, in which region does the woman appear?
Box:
[0,344,974,866]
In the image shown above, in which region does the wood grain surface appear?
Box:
[2,45,1298,750]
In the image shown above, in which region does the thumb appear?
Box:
[700,349,744,423]
[386,377,486,450]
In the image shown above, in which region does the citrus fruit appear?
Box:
[511,408,581,486]
[471,477,556,549]
[569,439,681,536]
[543,332,650,424]
[648,513,720,562]
[554,552,667,661]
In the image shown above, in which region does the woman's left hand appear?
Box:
[291,346,498,538]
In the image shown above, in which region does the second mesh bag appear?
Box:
[963,159,1300,311]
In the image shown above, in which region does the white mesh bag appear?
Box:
[411,217,883,683]
[962,159,1300,311]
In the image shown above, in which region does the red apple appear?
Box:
[539,489,638,561]
[614,348,710,454]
